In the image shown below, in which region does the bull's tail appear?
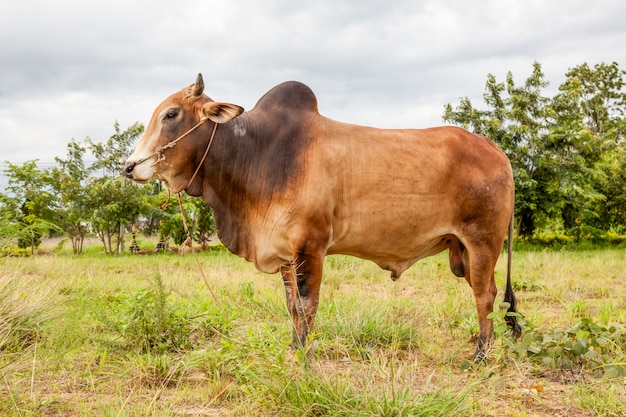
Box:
[504,214,522,338]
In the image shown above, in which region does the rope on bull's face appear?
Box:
[131,118,210,169]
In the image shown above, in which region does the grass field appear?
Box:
[1,241,625,416]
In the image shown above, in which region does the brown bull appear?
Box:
[123,74,521,360]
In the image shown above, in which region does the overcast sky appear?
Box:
[1,0,625,166]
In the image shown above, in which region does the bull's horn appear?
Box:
[192,73,204,97]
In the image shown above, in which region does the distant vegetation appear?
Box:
[1,61,625,254]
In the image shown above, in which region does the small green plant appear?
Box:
[115,273,193,353]
[491,306,626,378]
[511,278,545,292]
[107,273,234,354]
[120,352,183,388]
[566,299,590,319]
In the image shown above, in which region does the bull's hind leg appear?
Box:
[464,247,499,362]
[280,251,323,357]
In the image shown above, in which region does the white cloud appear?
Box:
[1,0,625,164]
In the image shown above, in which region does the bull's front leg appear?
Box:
[280,251,323,357]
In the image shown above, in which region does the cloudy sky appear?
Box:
[1,0,625,166]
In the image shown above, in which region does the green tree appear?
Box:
[51,140,91,254]
[88,177,147,254]
[89,121,144,175]
[158,197,193,247]
[1,122,152,254]
[552,62,626,230]
[154,195,216,249]
[195,199,216,249]
[443,62,559,236]
[0,161,58,253]
[86,122,147,254]
[0,212,19,252]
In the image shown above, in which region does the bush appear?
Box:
[566,225,626,246]
[0,248,31,257]
[107,273,234,354]
[490,307,626,378]
[527,233,574,248]
[115,274,193,353]
[516,227,626,249]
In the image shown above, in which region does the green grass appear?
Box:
[0,244,625,416]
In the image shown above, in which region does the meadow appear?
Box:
[0,240,625,416]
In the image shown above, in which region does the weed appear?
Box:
[491,306,626,378]
[96,270,238,357]
[512,278,545,292]
[575,383,626,416]
[124,274,189,352]
[119,352,184,388]
[566,298,590,319]
[243,356,475,416]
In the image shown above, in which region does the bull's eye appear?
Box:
[164,109,179,120]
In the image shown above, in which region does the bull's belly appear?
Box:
[326,232,450,279]
[238,205,460,277]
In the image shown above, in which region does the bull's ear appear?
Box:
[201,102,244,124]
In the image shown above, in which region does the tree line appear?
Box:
[0,122,215,254]
[1,61,625,254]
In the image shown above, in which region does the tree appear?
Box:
[194,199,216,249]
[86,122,147,254]
[88,176,147,254]
[0,161,58,253]
[443,62,559,236]
[552,62,626,230]
[51,140,91,254]
[1,122,158,254]
[153,195,216,250]
[89,121,144,176]
[0,212,19,252]
[157,196,194,247]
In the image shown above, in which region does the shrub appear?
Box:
[115,274,194,353]
[0,248,31,257]
[566,225,626,246]
[490,306,626,378]
[109,273,233,354]
[528,233,574,247]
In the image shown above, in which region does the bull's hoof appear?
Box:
[472,349,487,364]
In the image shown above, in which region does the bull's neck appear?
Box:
[195,113,264,257]
[198,114,261,210]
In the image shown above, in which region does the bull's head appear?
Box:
[123,74,243,193]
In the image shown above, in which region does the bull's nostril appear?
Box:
[123,162,136,177]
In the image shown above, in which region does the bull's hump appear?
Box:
[254,81,319,114]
